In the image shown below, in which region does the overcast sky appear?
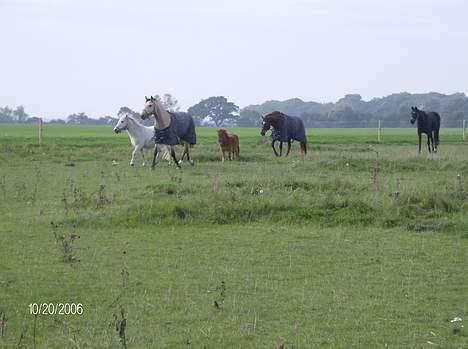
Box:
[1,0,467,119]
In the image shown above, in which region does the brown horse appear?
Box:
[260,111,307,158]
[217,129,240,162]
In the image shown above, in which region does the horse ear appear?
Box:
[150,96,155,101]
[145,96,150,102]
[411,106,414,111]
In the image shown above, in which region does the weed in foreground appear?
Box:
[52,223,80,263]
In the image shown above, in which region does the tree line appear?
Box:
[1,92,467,127]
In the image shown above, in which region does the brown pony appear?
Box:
[260,111,307,158]
[217,129,240,162]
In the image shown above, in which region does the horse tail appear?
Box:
[434,112,441,145]
[434,128,440,145]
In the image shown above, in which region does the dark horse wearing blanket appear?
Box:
[410,106,440,153]
[260,111,307,158]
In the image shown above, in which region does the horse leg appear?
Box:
[152,144,161,169]
[140,148,147,167]
[170,146,181,168]
[130,146,138,166]
[286,140,292,156]
[271,141,279,157]
[185,143,194,165]
[418,133,422,153]
[300,142,307,160]
[220,147,225,162]
[427,134,431,153]
[279,142,283,156]
[180,144,187,162]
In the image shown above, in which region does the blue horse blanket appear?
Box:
[154,112,197,146]
[271,115,307,143]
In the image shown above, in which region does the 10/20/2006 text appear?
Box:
[29,303,83,315]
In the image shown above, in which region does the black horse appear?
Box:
[410,106,440,153]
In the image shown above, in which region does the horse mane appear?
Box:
[413,106,427,116]
[123,113,144,127]
[264,111,285,128]
[264,111,284,118]
[217,128,229,142]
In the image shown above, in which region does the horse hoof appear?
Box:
[190,160,194,166]
[178,160,183,165]
[130,163,135,167]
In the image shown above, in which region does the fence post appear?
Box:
[377,120,382,143]
[463,119,466,141]
[38,118,43,146]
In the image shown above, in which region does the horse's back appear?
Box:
[170,112,197,145]
[127,125,154,148]
[427,112,441,129]
[228,133,239,146]
[284,115,307,143]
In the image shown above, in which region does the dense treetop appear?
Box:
[1,92,466,127]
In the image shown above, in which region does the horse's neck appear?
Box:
[126,117,144,137]
[154,100,171,129]
[219,133,228,143]
[417,113,426,127]
[272,116,284,130]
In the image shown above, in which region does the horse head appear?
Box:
[217,128,228,143]
[113,114,129,133]
[410,106,424,125]
[141,96,156,120]
[261,111,284,136]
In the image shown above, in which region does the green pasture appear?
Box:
[0,124,466,144]
[0,125,467,348]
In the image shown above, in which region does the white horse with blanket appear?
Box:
[113,113,169,166]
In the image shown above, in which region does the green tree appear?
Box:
[118,106,138,117]
[188,96,239,126]
[0,106,14,123]
[154,93,180,112]
[238,109,262,127]
[66,112,90,125]
[13,106,29,123]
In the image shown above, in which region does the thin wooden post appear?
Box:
[377,120,382,143]
[463,119,466,141]
[38,118,43,146]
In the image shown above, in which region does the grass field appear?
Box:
[0,125,467,348]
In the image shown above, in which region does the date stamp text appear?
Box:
[29,303,83,315]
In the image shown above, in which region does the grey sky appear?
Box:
[1,0,467,119]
